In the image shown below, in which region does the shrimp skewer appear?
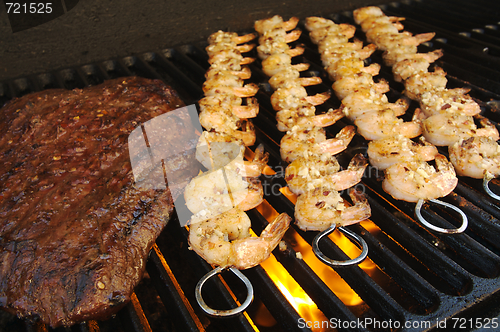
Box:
[189,208,291,269]
[257,16,372,267]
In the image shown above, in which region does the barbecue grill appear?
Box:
[2,0,500,331]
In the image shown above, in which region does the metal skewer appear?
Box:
[195,266,254,317]
[415,199,468,234]
[312,224,369,267]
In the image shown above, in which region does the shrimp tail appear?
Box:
[232,213,291,269]
[341,189,371,226]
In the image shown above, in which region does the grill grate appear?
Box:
[2,0,500,331]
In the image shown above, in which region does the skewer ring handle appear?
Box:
[195,266,254,317]
[483,173,500,201]
[312,224,369,267]
[415,199,468,234]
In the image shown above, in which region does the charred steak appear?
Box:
[0,77,196,327]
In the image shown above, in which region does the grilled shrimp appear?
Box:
[268,68,322,90]
[392,56,441,82]
[382,154,458,202]
[332,72,390,100]
[196,131,245,170]
[295,188,371,231]
[309,24,356,44]
[353,6,385,25]
[317,35,352,54]
[422,113,499,146]
[362,17,405,36]
[327,57,381,81]
[371,32,435,52]
[367,136,438,170]
[184,157,264,219]
[188,208,291,269]
[261,53,309,77]
[195,132,269,177]
[366,24,404,44]
[199,94,259,119]
[354,108,422,140]
[320,42,376,68]
[341,89,409,121]
[382,49,443,67]
[419,89,481,118]
[285,153,368,195]
[257,28,302,59]
[449,136,500,179]
[254,15,299,34]
[280,126,356,163]
[207,31,256,46]
[199,107,256,146]
[276,107,344,132]
[270,86,330,111]
[205,66,252,80]
[404,68,448,101]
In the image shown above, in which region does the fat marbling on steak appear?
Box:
[0,77,198,327]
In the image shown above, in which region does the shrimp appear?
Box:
[196,131,245,170]
[276,107,344,132]
[270,87,330,111]
[268,68,322,90]
[327,57,381,81]
[332,72,390,100]
[204,83,259,98]
[199,107,256,146]
[207,31,256,46]
[422,113,499,146]
[257,29,302,59]
[361,17,405,35]
[309,24,356,44]
[254,15,299,34]
[371,32,435,52]
[353,6,385,25]
[202,72,244,91]
[449,136,500,179]
[382,49,443,67]
[205,66,252,80]
[295,188,371,231]
[305,16,336,31]
[199,95,259,119]
[341,89,409,120]
[382,154,458,202]
[392,57,439,83]
[367,136,438,170]
[354,108,422,140]
[317,35,352,54]
[261,53,309,77]
[184,159,264,218]
[188,208,291,269]
[195,132,268,176]
[206,42,255,58]
[280,126,356,163]
[285,153,368,195]
[404,68,448,101]
[320,42,376,68]
[366,24,404,44]
[419,89,481,118]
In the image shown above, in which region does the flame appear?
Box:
[254,189,380,329]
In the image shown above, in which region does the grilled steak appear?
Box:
[0,77,197,327]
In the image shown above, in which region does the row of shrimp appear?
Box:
[185,30,291,270]
[254,15,371,232]
[306,14,458,205]
[354,6,500,196]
